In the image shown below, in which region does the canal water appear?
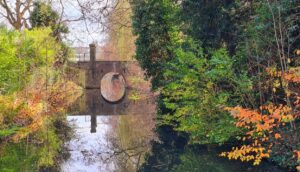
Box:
[60,89,156,172]
[59,88,287,172]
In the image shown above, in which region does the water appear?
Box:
[60,116,115,171]
[60,89,287,172]
[140,126,287,172]
[61,89,156,172]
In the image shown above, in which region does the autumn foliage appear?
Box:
[0,69,82,142]
[221,68,300,168]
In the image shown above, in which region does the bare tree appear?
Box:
[0,0,132,47]
[0,0,130,29]
[48,0,131,45]
[56,0,129,30]
[0,0,34,30]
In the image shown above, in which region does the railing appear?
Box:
[71,44,137,62]
[76,52,90,62]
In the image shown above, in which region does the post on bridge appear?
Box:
[89,43,96,79]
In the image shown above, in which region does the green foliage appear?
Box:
[234,0,295,67]
[131,0,300,169]
[0,28,23,93]
[132,0,180,88]
[0,142,39,172]
[0,27,60,94]
[131,0,252,145]
[33,118,62,168]
[0,27,73,170]
[161,41,249,144]
[0,126,20,137]
[0,116,70,171]
[0,6,75,171]
[30,2,59,28]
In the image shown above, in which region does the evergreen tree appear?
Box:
[30,1,69,41]
[131,0,179,88]
[181,0,237,53]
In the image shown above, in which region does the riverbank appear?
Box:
[0,68,82,171]
[0,27,83,171]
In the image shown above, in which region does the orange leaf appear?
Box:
[274,133,281,139]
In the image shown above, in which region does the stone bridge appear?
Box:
[67,44,155,132]
[72,44,139,90]
[68,44,156,133]
[67,43,155,114]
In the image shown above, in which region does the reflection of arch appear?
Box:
[68,89,156,116]
[67,89,156,134]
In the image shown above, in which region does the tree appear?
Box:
[0,0,34,30]
[30,1,58,28]
[131,0,179,88]
[30,1,68,41]
[161,44,251,144]
[181,0,237,53]
[0,0,125,33]
[219,0,300,169]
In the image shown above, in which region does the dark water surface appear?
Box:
[139,126,288,172]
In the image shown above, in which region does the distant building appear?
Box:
[72,47,90,61]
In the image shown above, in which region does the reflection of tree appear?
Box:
[138,125,188,172]
[105,111,156,172]
[105,141,149,170]
[139,126,287,172]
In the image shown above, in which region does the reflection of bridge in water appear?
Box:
[68,89,155,116]
[68,44,156,133]
[68,89,155,133]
